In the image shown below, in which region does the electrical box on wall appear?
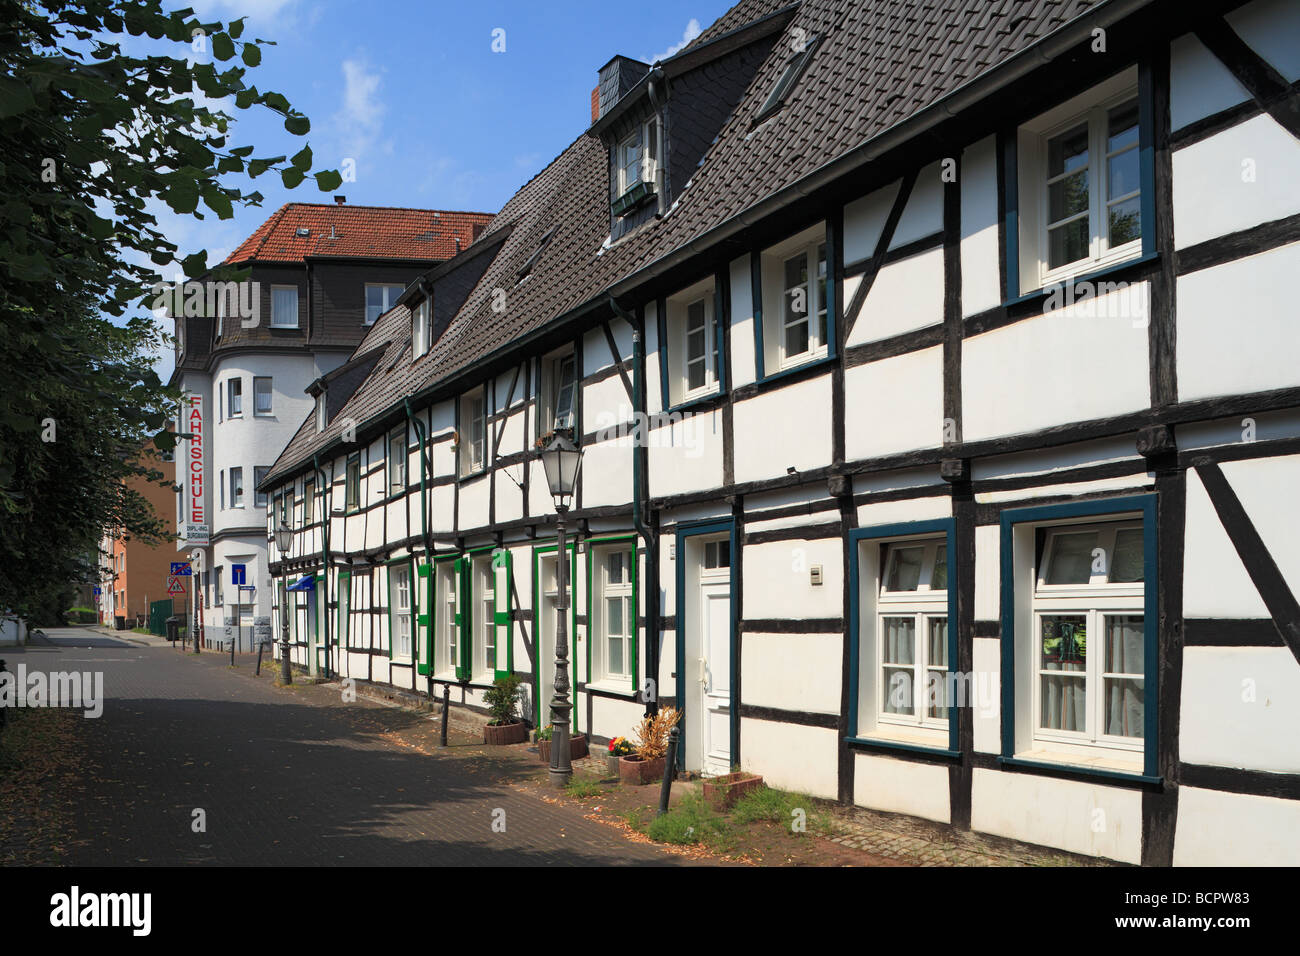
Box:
[810,565,823,586]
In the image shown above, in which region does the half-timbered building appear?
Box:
[259,0,1300,865]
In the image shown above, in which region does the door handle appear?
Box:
[698,657,708,688]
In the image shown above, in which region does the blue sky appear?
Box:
[144,0,733,380]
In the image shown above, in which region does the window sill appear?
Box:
[585,678,636,697]
[846,734,959,760]
[1008,250,1159,308]
[663,388,724,417]
[1000,750,1159,786]
[755,351,835,389]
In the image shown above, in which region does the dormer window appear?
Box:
[611,116,660,218]
[754,34,821,125]
[412,298,431,359]
[516,227,557,284]
[365,283,403,326]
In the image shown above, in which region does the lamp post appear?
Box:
[541,430,583,788]
[274,520,293,686]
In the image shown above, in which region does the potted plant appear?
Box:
[607,736,633,776]
[535,724,589,762]
[483,674,528,745]
[702,767,765,810]
[619,707,680,785]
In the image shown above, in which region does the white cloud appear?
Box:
[330,58,393,182]
[184,0,300,27]
[645,18,702,64]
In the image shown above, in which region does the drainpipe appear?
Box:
[405,396,433,697]
[313,453,331,680]
[610,295,657,716]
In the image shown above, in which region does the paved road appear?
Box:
[18,627,677,866]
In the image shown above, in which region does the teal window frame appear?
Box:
[999,494,1160,783]
[750,216,839,386]
[585,534,639,695]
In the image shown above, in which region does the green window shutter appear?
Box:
[493,549,513,680]
[454,556,470,680]
[416,562,431,676]
[385,566,394,660]
[338,572,351,655]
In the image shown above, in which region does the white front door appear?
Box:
[699,581,732,776]
[536,555,559,726]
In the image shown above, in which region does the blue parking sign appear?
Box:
[232,564,246,586]
[170,561,192,576]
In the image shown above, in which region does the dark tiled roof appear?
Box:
[263,0,1104,487]
[224,203,494,264]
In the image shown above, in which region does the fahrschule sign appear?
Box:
[181,393,208,546]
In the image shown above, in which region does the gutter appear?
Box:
[405,397,434,697]
[313,453,332,680]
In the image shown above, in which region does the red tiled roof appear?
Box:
[222,203,495,265]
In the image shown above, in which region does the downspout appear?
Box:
[313,453,331,680]
[405,396,433,697]
[610,295,657,716]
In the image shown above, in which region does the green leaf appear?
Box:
[241,43,261,67]
[283,113,310,136]
[290,144,312,169]
[203,187,233,219]
[280,166,305,189]
[228,17,246,39]
[0,76,36,118]
[314,169,343,192]
[181,251,209,278]
[212,33,235,61]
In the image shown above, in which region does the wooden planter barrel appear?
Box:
[484,721,528,745]
[619,754,666,785]
[537,733,588,763]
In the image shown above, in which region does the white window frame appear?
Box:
[215,288,224,339]
[315,392,326,432]
[229,466,243,508]
[538,349,576,435]
[592,545,634,688]
[1017,68,1142,293]
[253,376,273,416]
[270,284,299,329]
[388,425,407,496]
[760,222,829,374]
[227,377,242,418]
[876,539,949,734]
[473,555,495,680]
[459,389,486,477]
[412,298,431,358]
[366,283,404,326]
[1027,519,1145,761]
[437,562,459,678]
[390,564,413,661]
[254,466,269,508]
[701,537,730,575]
[665,276,720,407]
[614,116,660,198]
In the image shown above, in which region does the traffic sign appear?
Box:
[170,562,192,576]
[93,586,101,597]
[166,575,186,596]
[232,564,246,586]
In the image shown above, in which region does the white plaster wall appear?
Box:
[731,376,832,485]
[577,437,633,508]
[1178,408,1300,452]
[584,375,630,436]
[975,475,1152,505]
[742,538,842,619]
[853,753,951,823]
[843,180,899,265]
[1223,454,1300,589]
[1228,0,1300,82]
[971,769,1143,863]
[853,494,951,529]
[1173,786,1300,866]
[494,470,523,523]
[972,437,1138,481]
[590,693,643,742]
[741,631,841,715]
[844,346,944,459]
[647,409,724,497]
[1180,646,1300,773]
[1169,34,1250,132]
[728,254,757,389]
[974,524,1000,621]
[846,247,944,345]
[457,474,490,529]
[891,161,944,248]
[1184,462,1270,619]
[1173,115,1300,249]
[962,290,1150,442]
[960,135,1001,317]
[739,718,839,799]
[972,636,1001,753]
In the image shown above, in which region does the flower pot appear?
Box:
[606,753,622,777]
[619,754,666,786]
[537,733,588,763]
[702,771,764,810]
[484,720,528,745]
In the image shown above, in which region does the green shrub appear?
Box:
[483,674,523,725]
[646,792,734,850]
[731,785,832,835]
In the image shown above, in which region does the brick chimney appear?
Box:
[333,195,347,205]
[590,87,600,124]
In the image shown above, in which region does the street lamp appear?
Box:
[274,520,293,686]
[541,430,582,787]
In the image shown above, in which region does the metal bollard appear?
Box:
[0,660,7,733]
[439,683,450,748]
[657,725,680,816]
